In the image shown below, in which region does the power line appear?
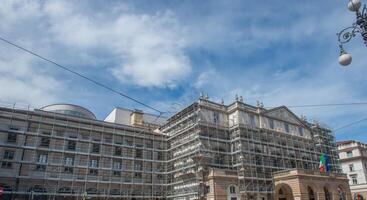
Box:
[0,36,164,115]
[267,102,367,109]
[333,116,367,132]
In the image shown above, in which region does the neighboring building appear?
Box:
[337,140,367,199]
[0,97,341,200]
[0,103,168,200]
[274,169,351,200]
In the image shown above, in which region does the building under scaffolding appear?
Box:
[0,97,340,200]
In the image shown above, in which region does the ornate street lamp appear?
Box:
[337,0,367,66]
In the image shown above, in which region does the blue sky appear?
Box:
[0,0,367,142]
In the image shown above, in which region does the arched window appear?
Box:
[324,187,331,200]
[338,186,345,200]
[229,186,236,194]
[308,186,315,200]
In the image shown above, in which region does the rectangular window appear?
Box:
[351,175,358,185]
[91,143,100,153]
[89,159,99,168]
[113,171,121,176]
[1,161,12,168]
[89,169,98,175]
[64,167,73,173]
[113,161,122,170]
[269,119,274,129]
[249,115,256,126]
[67,140,76,151]
[64,157,74,166]
[134,162,142,171]
[298,127,304,136]
[347,151,353,158]
[213,112,219,124]
[38,154,48,163]
[135,149,143,158]
[7,132,17,143]
[349,164,354,172]
[114,147,122,156]
[284,123,290,133]
[36,165,46,171]
[40,137,50,147]
[3,150,15,160]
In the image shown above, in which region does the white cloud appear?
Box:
[42,1,191,88]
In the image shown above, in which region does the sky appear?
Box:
[0,0,366,142]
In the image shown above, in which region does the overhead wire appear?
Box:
[333,116,367,132]
[0,36,164,115]
[3,36,367,132]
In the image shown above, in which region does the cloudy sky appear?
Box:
[0,0,366,142]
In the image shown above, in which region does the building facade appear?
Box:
[337,140,367,199]
[0,98,341,200]
[274,169,351,200]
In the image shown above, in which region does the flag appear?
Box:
[319,154,329,172]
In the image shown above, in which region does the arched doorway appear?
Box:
[324,186,332,200]
[227,185,239,200]
[337,186,346,200]
[275,184,293,200]
[307,186,316,200]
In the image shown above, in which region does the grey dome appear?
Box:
[40,104,96,119]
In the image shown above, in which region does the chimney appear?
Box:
[130,109,144,126]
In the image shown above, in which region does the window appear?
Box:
[1,161,12,168]
[347,151,353,158]
[349,164,354,172]
[249,115,256,126]
[67,140,76,151]
[230,186,236,194]
[1,151,14,169]
[114,147,122,156]
[64,157,74,166]
[40,137,50,147]
[284,123,290,133]
[134,162,142,171]
[213,112,219,124]
[113,161,122,170]
[298,127,304,136]
[351,175,358,185]
[134,172,142,178]
[91,143,100,153]
[113,171,121,176]
[269,119,274,129]
[89,169,98,175]
[89,159,99,168]
[135,149,143,158]
[3,150,14,160]
[38,154,48,163]
[7,132,17,143]
[64,167,73,173]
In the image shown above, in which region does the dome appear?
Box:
[40,104,96,120]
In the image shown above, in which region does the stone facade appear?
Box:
[274,169,352,200]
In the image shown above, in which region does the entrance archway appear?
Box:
[275,183,293,200]
[308,186,316,200]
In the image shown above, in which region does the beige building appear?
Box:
[274,169,351,200]
[337,140,367,199]
[0,97,341,200]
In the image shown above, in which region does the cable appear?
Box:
[0,36,164,115]
[267,102,367,109]
[333,116,367,132]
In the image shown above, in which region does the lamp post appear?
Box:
[337,0,367,66]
